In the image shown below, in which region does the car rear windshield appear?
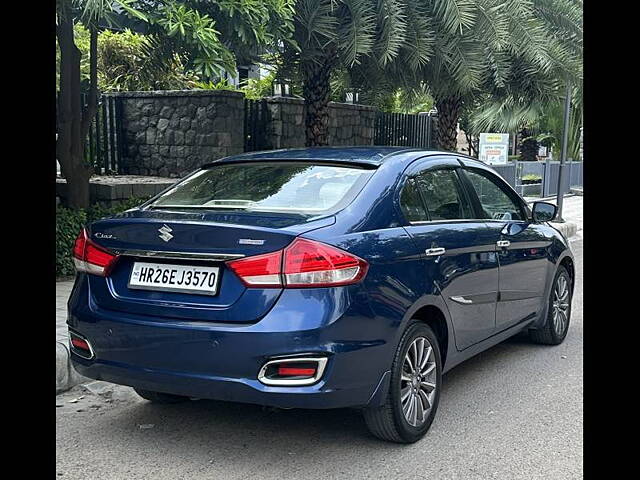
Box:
[149,162,374,215]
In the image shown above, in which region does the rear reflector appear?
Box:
[72,228,119,277]
[277,365,317,376]
[71,337,90,350]
[258,357,328,386]
[227,238,368,288]
[69,330,94,360]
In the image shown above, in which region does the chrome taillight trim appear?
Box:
[257,356,328,386]
[113,250,245,262]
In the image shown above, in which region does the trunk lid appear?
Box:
[86,209,335,323]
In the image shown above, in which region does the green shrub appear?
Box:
[521,174,542,184]
[56,197,150,277]
[56,206,88,277]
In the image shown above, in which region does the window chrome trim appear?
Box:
[408,218,534,226]
[408,218,492,225]
[112,249,245,262]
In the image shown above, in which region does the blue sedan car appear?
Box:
[68,147,574,443]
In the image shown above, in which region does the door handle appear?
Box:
[450,296,473,304]
[497,240,510,248]
[425,247,446,257]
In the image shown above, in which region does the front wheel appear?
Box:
[363,322,442,443]
[529,265,572,345]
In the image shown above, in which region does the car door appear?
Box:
[458,166,553,331]
[399,158,499,350]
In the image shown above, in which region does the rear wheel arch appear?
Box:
[410,305,449,367]
[559,256,575,293]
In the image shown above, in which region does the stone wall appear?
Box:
[263,96,376,149]
[56,176,176,208]
[110,90,245,177]
[111,90,377,178]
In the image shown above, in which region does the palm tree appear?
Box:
[414,0,581,151]
[467,0,583,157]
[288,0,582,150]
[285,0,434,146]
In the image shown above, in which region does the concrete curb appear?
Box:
[550,221,577,239]
[56,340,90,394]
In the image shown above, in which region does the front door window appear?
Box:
[463,169,525,221]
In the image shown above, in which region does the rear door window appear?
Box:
[415,169,473,221]
[150,162,374,215]
[399,178,428,222]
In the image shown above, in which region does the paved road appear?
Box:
[56,204,583,480]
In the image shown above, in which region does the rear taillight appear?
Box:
[226,238,368,288]
[225,250,283,287]
[282,238,368,287]
[72,228,119,277]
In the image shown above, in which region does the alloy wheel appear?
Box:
[552,274,570,336]
[400,337,437,427]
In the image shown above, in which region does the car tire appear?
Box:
[363,321,442,443]
[529,265,572,345]
[134,388,190,404]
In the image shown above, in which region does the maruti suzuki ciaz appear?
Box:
[67,147,574,443]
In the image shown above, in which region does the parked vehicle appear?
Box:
[67,147,574,443]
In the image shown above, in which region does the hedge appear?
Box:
[56,197,150,277]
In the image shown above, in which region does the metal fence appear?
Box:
[374,112,437,148]
[78,95,440,173]
[492,160,583,198]
[83,94,125,174]
[244,98,268,152]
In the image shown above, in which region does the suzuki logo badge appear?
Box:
[158,224,173,242]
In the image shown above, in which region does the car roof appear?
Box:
[204,146,449,168]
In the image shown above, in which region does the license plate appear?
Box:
[128,262,220,296]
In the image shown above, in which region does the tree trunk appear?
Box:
[302,50,335,147]
[519,128,539,162]
[82,24,99,141]
[435,96,462,151]
[56,0,92,209]
[464,131,478,158]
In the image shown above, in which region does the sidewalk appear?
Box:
[525,194,582,241]
[55,195,583,393]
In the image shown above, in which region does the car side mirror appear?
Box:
[532,201,557,223]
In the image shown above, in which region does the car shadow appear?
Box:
[83,332,550,466]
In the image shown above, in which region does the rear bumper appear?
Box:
[67,276,394,409]
[71,358,385,409]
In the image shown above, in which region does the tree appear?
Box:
[281,0,436,146]
[56,0,296,209]
[284,0,581,150]
[56,0,100,209]
[466,0,583,157]
[57,24,198,92]
[401,0,581,151]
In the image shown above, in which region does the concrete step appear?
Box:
[56,341,90,393]
[550,221,577,239]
